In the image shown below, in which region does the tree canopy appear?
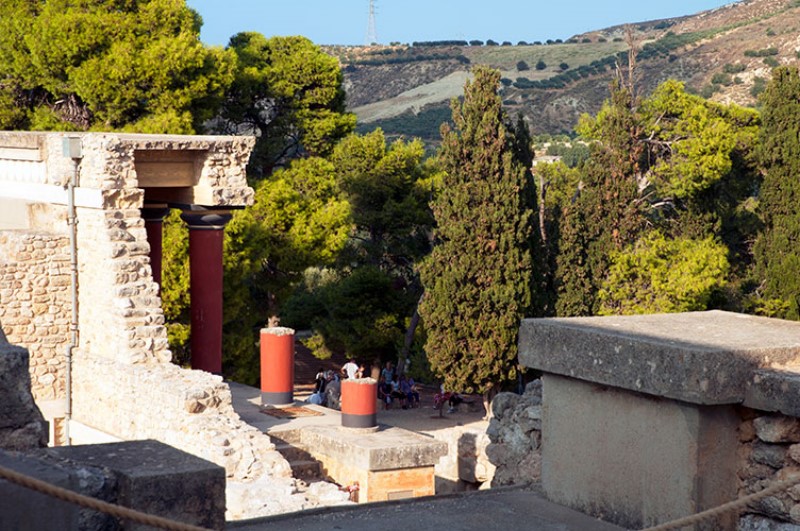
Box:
[0,0,234,133]
[214,32,356,178]
[753,66,800,319]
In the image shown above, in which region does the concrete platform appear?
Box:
[229,486,626,531]
[229,382,447,502]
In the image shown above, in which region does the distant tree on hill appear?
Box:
[486,39,499,46]
[469,40,484,46]
[536,60,547,70]
[517,60,530,71]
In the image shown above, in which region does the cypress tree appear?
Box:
[555,81,646,315]
[754,66,800,319]
[418,66,535,406]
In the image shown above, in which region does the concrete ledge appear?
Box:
[519,310,800,405]
[43,440,226,530]
[301,424,447,471]
[745,367,800,417]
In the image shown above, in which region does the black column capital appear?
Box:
[141,206,171,222]
[180,208,232,230]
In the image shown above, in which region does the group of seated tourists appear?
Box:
[308,359,470,413]
[377,373,420,410]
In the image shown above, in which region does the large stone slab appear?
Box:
[44,439,226,530]
[519,310,800,405]
[542,374,739,530]
[297,424,447,503]
[301,424,447,471]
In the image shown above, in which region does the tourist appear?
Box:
[325,370,341,410]
[448,391,464,413]
[314,367,327,394]
[377,375,392,408]
[390,375,407,409]
[380,361,394,384]
[341,357,359,379]
[401,375,420,408]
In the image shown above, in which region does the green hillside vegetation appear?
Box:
[465,41,628,73]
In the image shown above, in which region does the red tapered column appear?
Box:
[141,207,170,289]
[341,379,378,430]
[180,210,232,374]
[260,327,295,406]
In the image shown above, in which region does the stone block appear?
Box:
[0,449,116,531]
[44,439,226,530]
[541,374,739,530]
[519,311,800,405]
[0,346,47,450]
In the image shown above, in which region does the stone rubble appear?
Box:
[485,379,542,487]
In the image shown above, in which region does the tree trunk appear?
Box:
[397,294,422,376]
[482,385,499,420]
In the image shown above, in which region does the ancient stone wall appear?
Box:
[738,410,800,529]
[486,380,542,487]
[0,132,293,490]
[0,231,71,402]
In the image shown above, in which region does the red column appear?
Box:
[260,327,295,406]
[180,210,232,374]
[341,379,378,429]
[141,207,170,289]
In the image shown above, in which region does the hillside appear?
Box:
[329,0,800,140]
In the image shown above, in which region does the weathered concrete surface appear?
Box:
[297,424,448,503]
[519,310,800,405]
[229,486,626,531]
[44,439,226,530]
[542,374,739,530]
[301,424,447,471]
[0,449,116,530]
[745,368,800,418]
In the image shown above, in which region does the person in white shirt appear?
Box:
[341,358,359,379]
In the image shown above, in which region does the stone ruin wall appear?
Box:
[0,132,293,486]
[738,410,800,529]
[487,379,800,529]
[0,230,71,403]
[486,380,542,488]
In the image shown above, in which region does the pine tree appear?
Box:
[418,66,535,406]
[753,66,800,319]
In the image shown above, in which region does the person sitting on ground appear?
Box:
[401,375,420,408]
[341,357,359,380]
[377,375,392,408]
[390,375,407,409]
[314,367,327,394]
[325,370,342,410]
[308,367,327,406]
[448,391,465,413]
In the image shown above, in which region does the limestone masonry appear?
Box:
[0,131,312,519]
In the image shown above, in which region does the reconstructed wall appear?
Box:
[0,231,71,402]
[0,132,294,489]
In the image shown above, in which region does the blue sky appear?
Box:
[185,0,735,47]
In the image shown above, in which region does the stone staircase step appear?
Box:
[288,459,321,479]
[274,442,315,462]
